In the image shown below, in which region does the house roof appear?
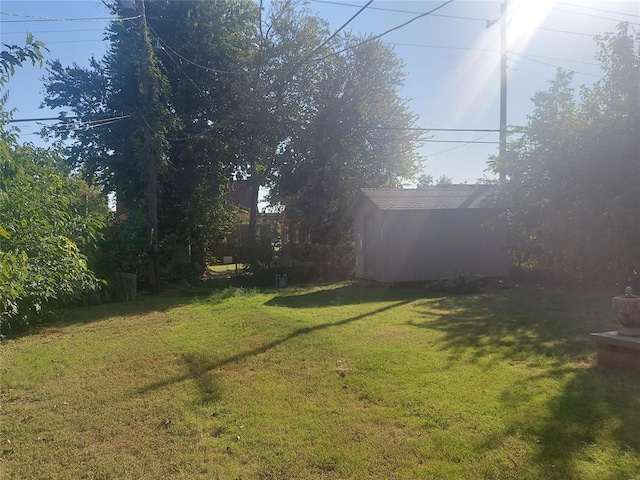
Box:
[356,185,499,211]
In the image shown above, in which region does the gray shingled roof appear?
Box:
[359,185,498,210]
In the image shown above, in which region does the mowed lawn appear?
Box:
[1,284,639,479]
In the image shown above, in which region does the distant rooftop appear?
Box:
[358,185,498,210]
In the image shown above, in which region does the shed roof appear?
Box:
[357,185,498,211]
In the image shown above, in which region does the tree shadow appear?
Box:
[406,286,640,478]
[406,288,618,367]
[531,367,640,479]
[135,299,413,396]
[182,352,224,405]
[10,281,238,339]
[265,283,433,308]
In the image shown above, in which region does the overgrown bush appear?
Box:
[0,144,106,334]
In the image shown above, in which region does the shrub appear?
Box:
[0,144,106,334]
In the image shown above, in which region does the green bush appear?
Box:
[0,144,106,333]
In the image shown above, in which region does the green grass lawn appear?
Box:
[1,283,639,479]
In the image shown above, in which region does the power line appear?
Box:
[556,2,640,18]
[147,25,242,75]
[514,53,599,78]
[309,0,374,56]
[509,50,599,67]
[13,114,134,135]
[310,0,605,37]
[389,42,498,55]
[423,139,498,144]
[533,25,597,38]
[426,132,497,157]
[9,114,133,123]
[552,6,640,25]
[30,39,105,45]
[1,28,105,35]
[0,12,141,23]
[306,0,455,64]
[311,0,487,23]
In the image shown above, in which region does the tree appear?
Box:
[266,28,420,244]
[41,0,421,263]
[42,0,257,266]
[416,174,434,188]
[492,23,639,283]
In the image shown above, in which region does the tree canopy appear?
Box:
[41,0,421,258]
[490,24,639,283]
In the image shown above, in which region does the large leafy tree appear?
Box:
[494,23,639,283]
[42,0,421,260]
[42,0,256,263]
[271,35,420,244]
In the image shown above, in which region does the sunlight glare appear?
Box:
[507,0,556,51]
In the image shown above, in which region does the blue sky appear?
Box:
[2,1,639,184]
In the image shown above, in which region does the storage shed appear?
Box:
[350,185,508,283]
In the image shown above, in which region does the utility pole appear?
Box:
[139,0,160,290]
[121,0,159,290]
[488,0,508,180]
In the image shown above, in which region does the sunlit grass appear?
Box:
[1,284,638,479]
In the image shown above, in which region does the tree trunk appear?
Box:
[114,272,137,302]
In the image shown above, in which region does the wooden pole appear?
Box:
[499,0,508,181]
[137,0,159,290]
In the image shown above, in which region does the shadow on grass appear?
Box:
[407,287,640,478]
[265,283,432,308]
[136,299,413,397]
[533,368,640,479]
[15,281,238,339]
[407,288,618,367]
[182,352,224,405]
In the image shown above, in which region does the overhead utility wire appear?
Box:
[311,1,603,38]
[0,12,141,23]
[514,53,599,78]
[552,6,640,25]
[556,2,640,18]
[426,132,496,157]
[30,39,104,45]
[305,0,455,64]
[147,25,241,75]
[311,0,483,23]
[390,41,599,68]
[45,117,131,133]
[308,0,374,56]
[1,28,105,35]
[9,114,133,124]
[147,27,220,106]
[11,115,133,135]
[127,32,501,142]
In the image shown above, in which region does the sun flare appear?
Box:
[507,0,556,50]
